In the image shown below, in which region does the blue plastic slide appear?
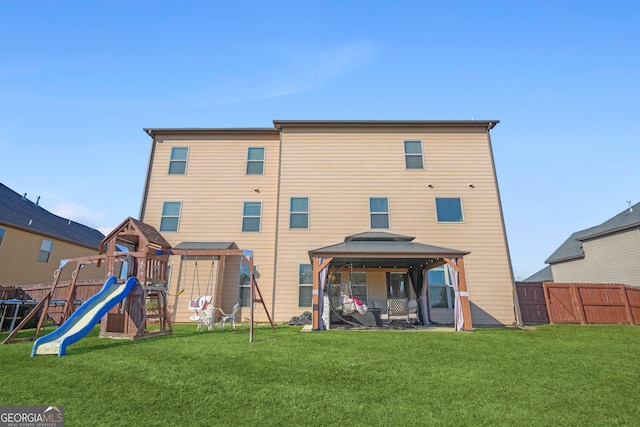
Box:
[31,276,137,357]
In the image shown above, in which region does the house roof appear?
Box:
[522,265,554,282]
[309,232,469,269]
[545,201,640,264]
[273,120,499,130]
[144,120,499,136]
[0,183,104,249]
[143,128,279,137]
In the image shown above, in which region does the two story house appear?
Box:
[140,120,519,327]
[0,183,105,286]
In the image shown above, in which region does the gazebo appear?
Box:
[308,232,473,331]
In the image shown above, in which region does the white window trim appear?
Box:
[298,263,313,307]
[246,147,266,175]
[160,201,182,232]
[435,197,465,223]
[290,197,310,229]
[168,146,189,175]
[242,201,262,232]
[38,239,53,262]
[369,196,390,229]
[428,265,454,309]
[404,140,424,170]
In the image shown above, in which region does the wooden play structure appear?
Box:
[170,244,275,342]
[3,217,173,344]
[3,217,275,346]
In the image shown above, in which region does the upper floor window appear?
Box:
[0,228,5,247]
[169,147,189,174]
[370,197,389,229]
[246,147,265,175]
[298,264,313,307]
[242,202,262,232]
[160,201,182,231]
[38,239,53,262]
[404,141,424,169]
[435,197,464,222]
[290,197,309,229]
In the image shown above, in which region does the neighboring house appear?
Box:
[0,183,105,286]
[140,120,518,326]
[540,201,640,286]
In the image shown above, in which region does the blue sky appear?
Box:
[1,1,638,280]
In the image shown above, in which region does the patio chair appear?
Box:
[220,301,241,331]
[387,298,410,323]
[197,305,217,332]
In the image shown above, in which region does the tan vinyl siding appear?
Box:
[275,127,515,325]
[142,123,516,326]
[141,133,280,321]
[0,226,103,286]
[551,229,640,286]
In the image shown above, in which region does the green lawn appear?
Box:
[1,324,639,426]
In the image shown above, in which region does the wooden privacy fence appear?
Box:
[516,282,549,324]
[20,280,105,325]
[0,286,22,300]
[543,283,640,325]
[21,280,104,302]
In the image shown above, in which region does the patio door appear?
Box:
[386,272,408,298]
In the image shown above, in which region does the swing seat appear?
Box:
[188,296,212,322]
[188,296,212,311]
[338,295,367,315]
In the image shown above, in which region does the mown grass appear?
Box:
[1,324,639,426]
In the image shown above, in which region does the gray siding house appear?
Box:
[527,202,640,286]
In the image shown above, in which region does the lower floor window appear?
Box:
[298,264,313,307]
[160,201,182,232]
[428,266,454,309]
[347,272,368,302]
[239,261,251,307]
[387,272,408,298]
[38,239,53,262]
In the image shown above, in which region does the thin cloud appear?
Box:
[211,41,378,104]
[49,201,107,231]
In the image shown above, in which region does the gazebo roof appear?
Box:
[309,232,469,269]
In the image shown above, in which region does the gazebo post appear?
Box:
[312,258,320,330]
[456,257,473,331]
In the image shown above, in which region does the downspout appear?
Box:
[139,129,157,222]
[270,126,284,321]
[486,122,523,327]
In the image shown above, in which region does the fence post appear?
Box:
[571,284,587,324]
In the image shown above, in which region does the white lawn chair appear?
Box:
[219,301,241,331]
[197,305,217,331]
